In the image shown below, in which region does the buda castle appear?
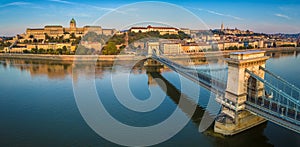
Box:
[25,18,116,40]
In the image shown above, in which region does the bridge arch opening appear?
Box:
[247,76,258,101]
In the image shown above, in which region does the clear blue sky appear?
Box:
[0,0,300,36]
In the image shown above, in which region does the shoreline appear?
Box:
[0,47,299,61]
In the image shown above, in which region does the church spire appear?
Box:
[221,22,224,31]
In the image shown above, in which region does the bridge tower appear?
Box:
[215,50,269,135]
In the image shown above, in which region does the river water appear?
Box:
[0,51,300,146]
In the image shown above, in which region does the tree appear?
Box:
[62,46,68,54]
[58,35,64,43]
[247,45,254,49]
[239,46,245,50]
[103,42,118,55]
[38,48,46,54]
[56,48,63,55]
[47,49,54,54]
[45,33,50,40]
[227,46,238,50]
[178,31,191,39]
[70,33,76,39]
[31,48,38,54]
[23,49,30,53]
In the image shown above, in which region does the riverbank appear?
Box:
[0,54,147,61]
[1,47,299,61]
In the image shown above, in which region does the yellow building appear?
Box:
[218,41,244,50]
[181,43,212,53]
[26,18,116,40]
[26,43,74,51]
[275,40,297,47]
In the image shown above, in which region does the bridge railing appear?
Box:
[260,66,300,101]
[245,69,300,126]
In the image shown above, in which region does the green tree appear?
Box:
[38,48,46,54]
[31,48,38,54]
[47,49,54,54]
[45,33,50,41]
[62,46,68,54]
[23,49,30,53]
[178,31,190,39]
[56,48,63,55]
[239,46,246,50]
[70,33,76,39]
[247,45,254,49]
[103,42,118,55]
[227,46,238,50]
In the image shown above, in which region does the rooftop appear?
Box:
[44,25,63,28]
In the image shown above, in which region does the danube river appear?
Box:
[0,51,300,146]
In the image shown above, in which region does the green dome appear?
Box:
[70,18,76,24]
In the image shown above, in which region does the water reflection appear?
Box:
[147,69,273,147]
[0,50,299,146]
[1,50,298,80]
[265,50,300,58]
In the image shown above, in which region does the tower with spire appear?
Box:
[221,22,224,31]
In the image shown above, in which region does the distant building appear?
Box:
[180,28,191,35]
[274,40,297,47]
[221,22,224,31]
[181,43,212,53]
[129,25,179,35]
[26,18,116,40]
[219,23,254,35]
[26,43,75,51]
[264,41,274,48]
[217,41,244,50]
[162,43,181,54]
[147,42,160,55]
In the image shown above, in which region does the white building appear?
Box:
[162,43,181,55]
[129,25,179,35]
